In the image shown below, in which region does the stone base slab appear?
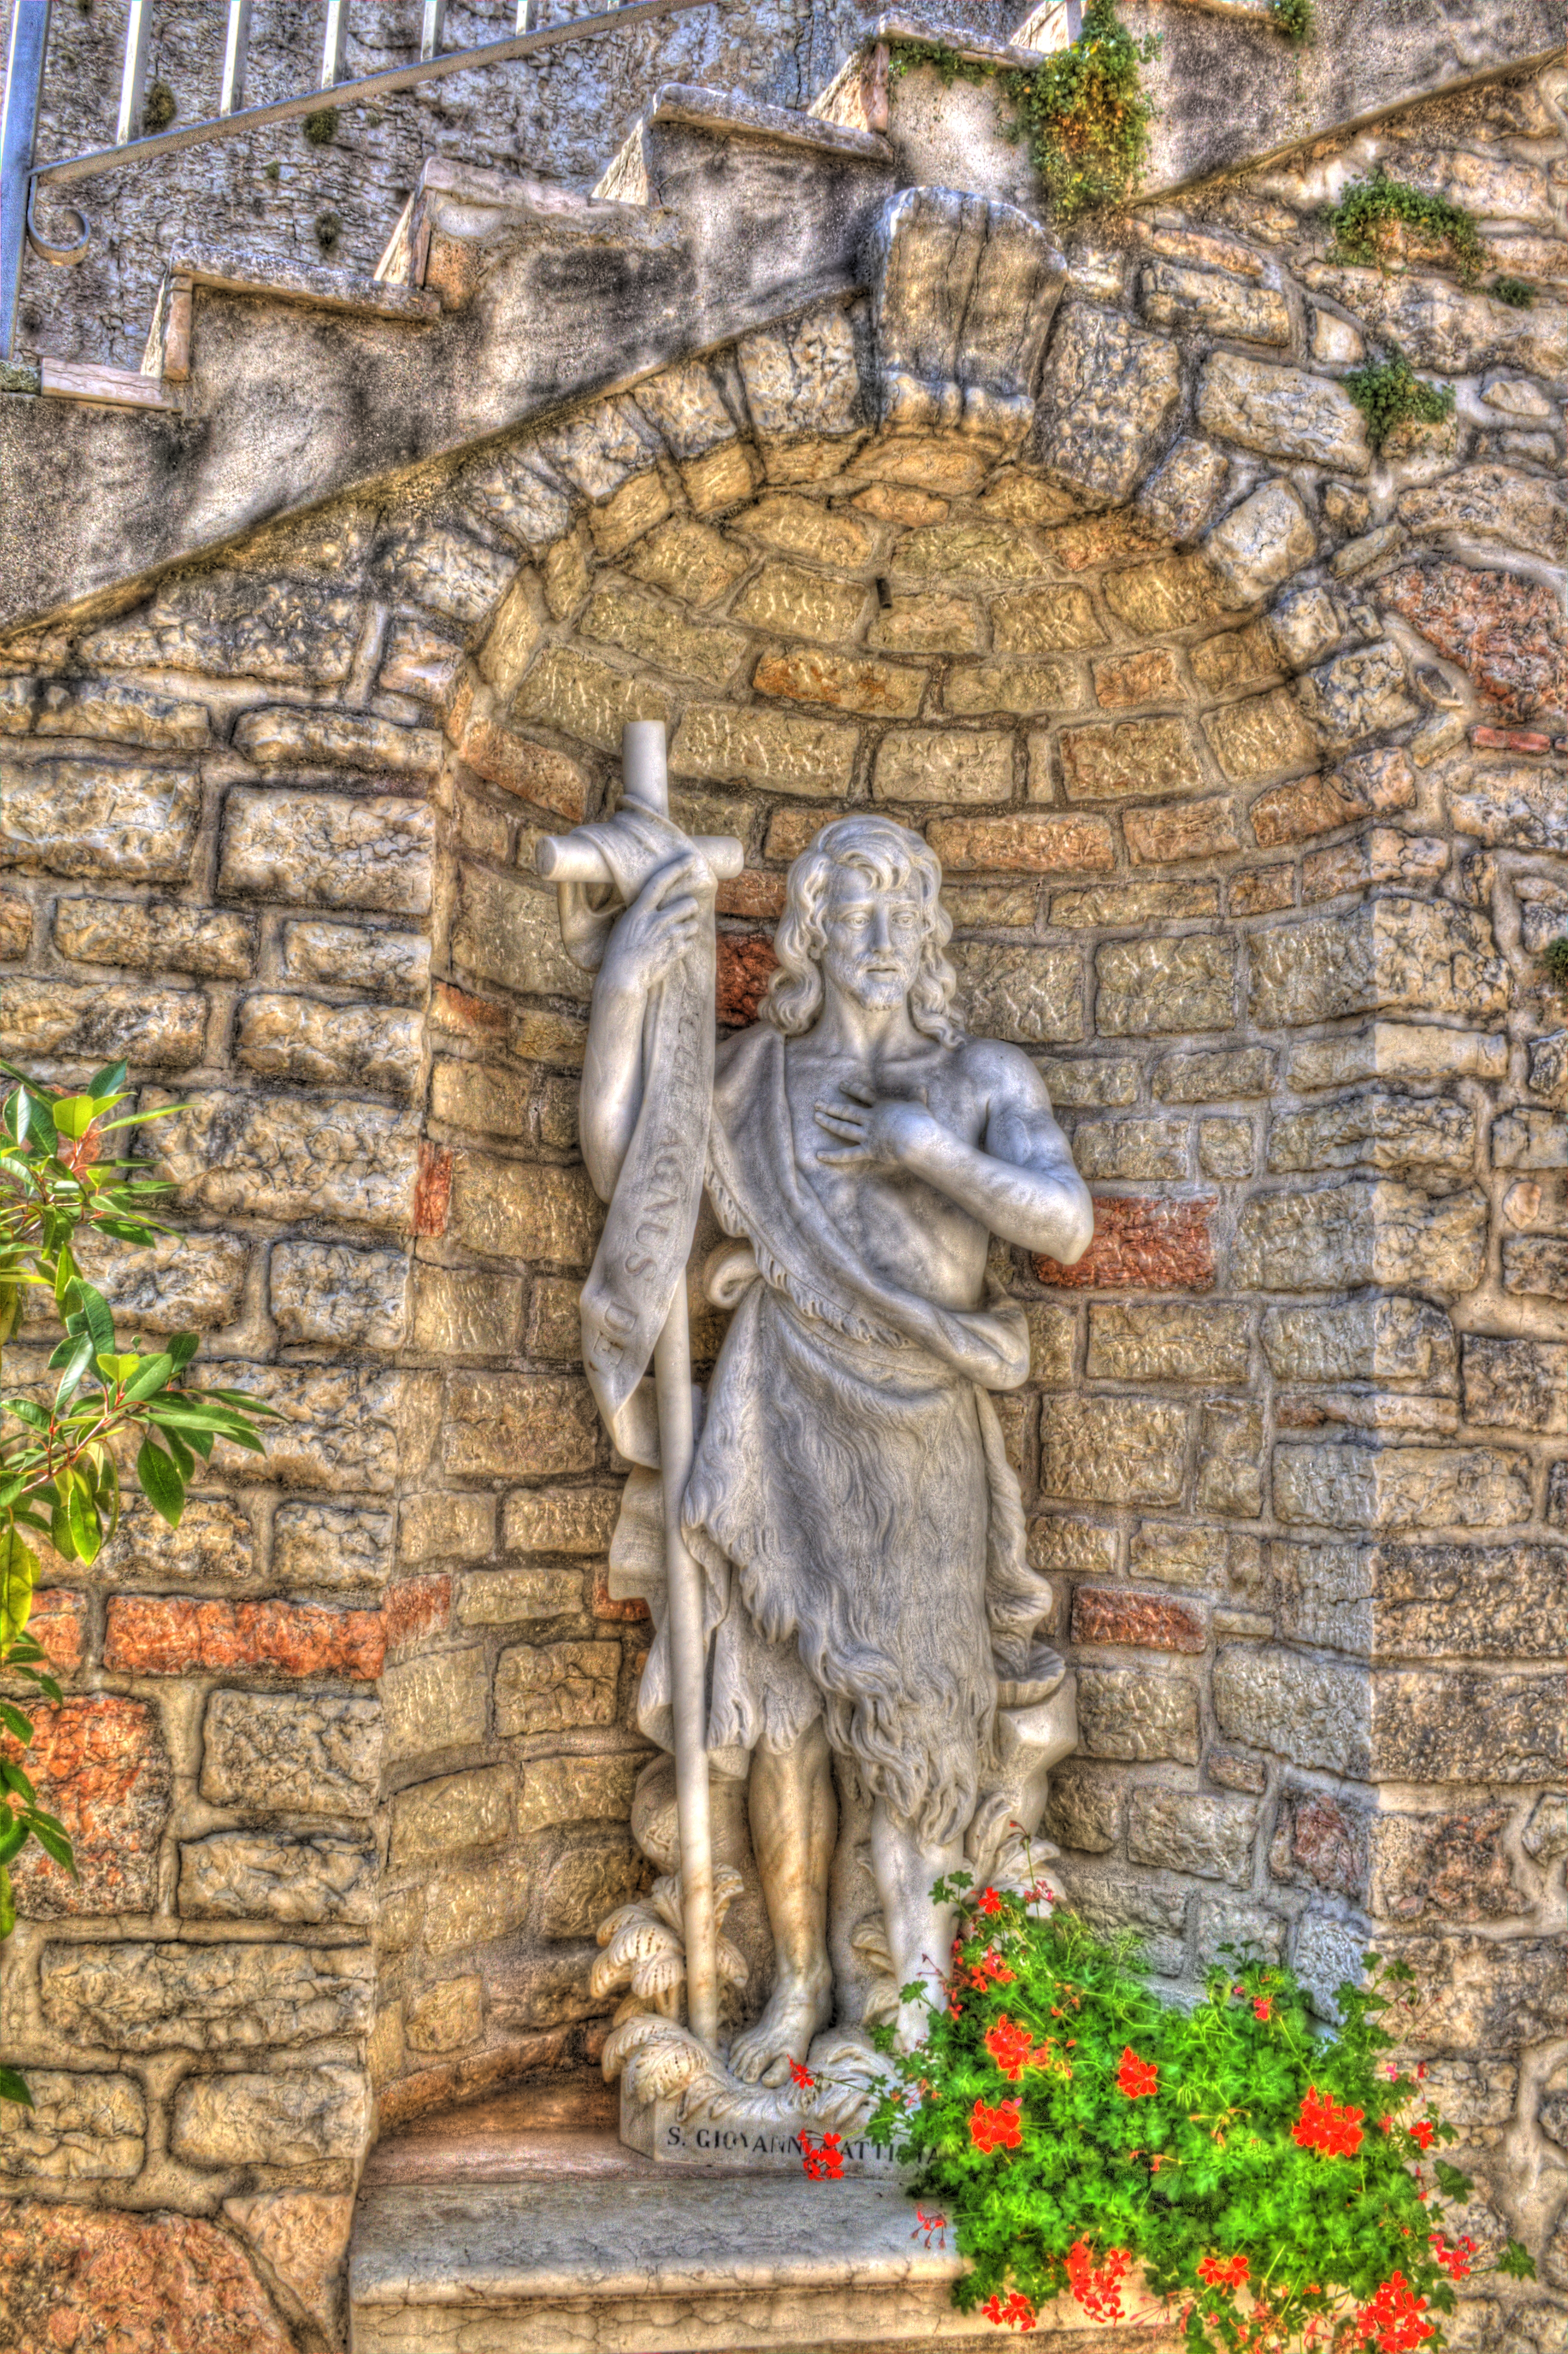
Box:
[349,2164,1175,2352]
[619,2076,900,2176]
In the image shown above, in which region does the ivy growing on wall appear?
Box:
[889,0,1161,224]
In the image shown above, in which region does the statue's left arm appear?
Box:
[815,1043,1094,1264]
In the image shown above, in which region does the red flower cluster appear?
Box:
[1116,2047,1158,2100]
[981,2015,1063,2083]
[1407,2118,1435,2151]
[1253,1995,1273,2023]
[1292,2085,1365,2158]
[788,2056,815,2092]
[1355,2271,1433,2350]
[1065,2239,1131,2323]
[970,2098,1024,2153]
[798,2130,844,2180]
[1429,2232,1476,2282]
[911,2208,947,2249]
[968,1945,1018,1993]
[980,2290,1037,2331]
[1197,2252,1249,2291]
[974,1886,1005,1918]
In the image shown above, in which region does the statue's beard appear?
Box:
[826,964,912,1013]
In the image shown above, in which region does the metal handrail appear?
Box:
[1,0,720,360]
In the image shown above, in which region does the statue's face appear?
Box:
[819,865,926,1014]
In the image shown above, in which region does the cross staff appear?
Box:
[536,720,742,2051]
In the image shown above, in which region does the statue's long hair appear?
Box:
[760,815,965,1047]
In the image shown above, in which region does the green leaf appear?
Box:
[167,1332,199,1373]
[0,1528,37,1648]
[67,1279,116,1360]
[25,1816,75,1875]
[0,1760,36,1804]
[135,1434,185,1527]
[48,1481,78,1565]
[50,1094,99,1142]
[64,1469,101,1566]
[1497,2239,1538,2281]
[0,1702,34,1744]
[51,1332,95,1410]
[0,1283,20,1348]
[0,1818,29,1868]
[0,2062,34,2106]
[122,1353,175,1404]
[0,1868,14,1939]
[85,1061,128,1100]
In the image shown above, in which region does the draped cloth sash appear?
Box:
[565,806,715,1446]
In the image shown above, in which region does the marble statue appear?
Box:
[538,725,1091,2165]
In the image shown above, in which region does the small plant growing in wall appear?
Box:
[889,0,1161,224]
[856,1877,1535,2349]
[1268,0,1313,46]
[141,79,177,134]
[1343,347,1455,453]
[1540,937,1568,988]
[1489,274,1535,309]
[1324,168,1485,283]
[0,1063,274,2106]
[302,106,339,146]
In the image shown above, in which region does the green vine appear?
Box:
[890,0,1160,224]
[1490,274,1535,309]
[1324,166,1485,283]
[1343,348,1455,452]
[1268,0,1314,45]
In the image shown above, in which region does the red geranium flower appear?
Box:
[799,2130,844,2180]
[1291,2085,1364,2158]
[975,1886,1004,1917]
[1408,2118,1435,2151]
[1197,2253,1249,2292]
[1065,2241,1131,2323]
[788,2056,815,2092]
[970,2098,1024,2154]
[984,2017,1036,2083]
[1429,2232,1476,2282]
[1116,2047,1158,2100]
[981,2290,1037,2331]
[1355,2271,1434,2351]
[1253,1995,1272,2023]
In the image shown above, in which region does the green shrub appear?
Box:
[1343,351,1455,452]
[1269,0,1313,45]
[891,1,1160,224]
[0,1063,274,2107]
[302,106,339,146]
[1490,275,1535,309]
[862,1877,1534,2349]
[1325,168,1485,283]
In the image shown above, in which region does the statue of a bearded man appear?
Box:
[584,814,1093,2085]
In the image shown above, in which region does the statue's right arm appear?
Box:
[578,850,710,1201]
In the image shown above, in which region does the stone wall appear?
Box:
[0,42,1564,2354]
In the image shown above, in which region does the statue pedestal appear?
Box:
[350,2098,1176,2352]
[619,2075,901,2176]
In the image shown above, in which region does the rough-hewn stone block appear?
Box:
[951,943,1085,1044]
[1397,466,1568,565]
[755,647,924,717]
[1372,1673,1566,1784]
[1461,1334,1568,1433]
[1058,718,1204,804]
[236,994,421,1098]
[272,1502,393,1596]
[1261,1296,1454,1384]
[1071,1586,1206,1653]
[219,790,433,914]
[7,1697,169,1920]
[494,1639,619,1734]
[1033,308,1182,503]
[105,1597,383,1680]
[1278,1537,1568,1662]
[85,575,362,685]
[448,1154,600,1268]
[502,1487,621,1555]
[55,896,254,980]
[1233,1183,1487,1295]
[1213,1643,1368,1775]
[517,1751,642,1835]
[1041,1396,1188,1505]
[1096,935,1235,1034]
[872,727,1012,805]
[1087,1301,1249,1383]
[0,759,201,881]
[1128,1790,1258,1882]
[1296,641,1420,751]
[990,586,1104,653]
[1196,354,1370,472]
[1142,263,1289,346]
[40,1941,372,2053]
[1077,1668,1200,1763]
[1452,760,1568,853]
[451,865,592,1003]
[870,594,985,654]
[234,707,442,778]
[1036,1195,1217,1292]
[1202,480,1316,607]
[1052,880,1219,932]
[381,524,515,631]
[538,1832,644,1938]
[0,978,207,1071]
[269,1241,408,1350]
[391,1767,516,1869]
[199,1692,381,1817]
[178,1831,377,1926]
[945,658,1079,717]
[1205,688,1319,784]
[172,2067,368,2167]
[381,1647,489,1763]
[1044,1759,1121,1852]
[1266,1090,1475,1188]
[671,704,857,797]
[1247,899,1507,1028]
[1123,797,1241,867]
[929,814,1112,872]
[0,2072,145,2182]
[1275,1442,1532,1531]
[1071,1118,1187,1182]
[442,1372,598,1479]
[1503,1235,1568,1300]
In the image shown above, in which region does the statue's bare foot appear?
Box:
[728,1966,833,2087]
